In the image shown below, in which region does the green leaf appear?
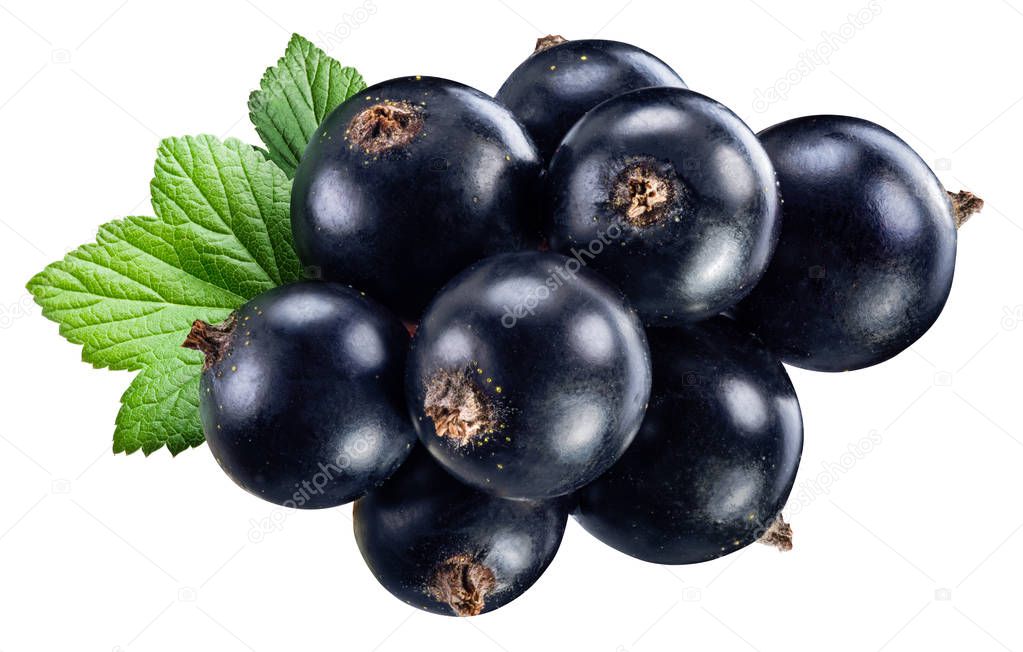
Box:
[28,136,300,371]
[113,352,209,456]
[150,135,301,295]
[28,135,302,454]
[27,215,244,371]
[249,33,366,177]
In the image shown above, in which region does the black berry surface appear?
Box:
[185,281,415,508]
[497,37,686,161]
[545,87,781,324]
[736,115,962,371]
[291,76,542,319]
[406,251,652,499]
[575,318,803,564]
[354,447,568,616]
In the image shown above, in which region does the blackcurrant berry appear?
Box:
[406,251,652,500]
[184,281,416,508]
[291,76,543,319]
[497,36,686,162]
[736,115,983,371]
[354,447,568,616]
[575,318,803,564]
[544,87,781,325]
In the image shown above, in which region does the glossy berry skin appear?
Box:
[354,447,568,616]
[496,38,686,162]
[736,116,958,371]
[193,282,415,508]
[545,87,781,325]
[291,76,542,319]
[575,319,803,564]
[406,251,652,500]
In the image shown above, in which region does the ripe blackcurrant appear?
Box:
[544,87,781,324]
[406,251,652,500]
[575,318,803,564]
[736,115,983,371]
[497,36,686,161]
[184,281,416,508]
[291,76,542,319]
[354,447,568,616]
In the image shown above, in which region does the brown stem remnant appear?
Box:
[182,315,237,371]
[611,163,676,227]
[948,190,984,228]
[427,554,497,617]
[758,514,793,552]
[346,100,423,155]
[534,34,568,52]
[424,369,495,447]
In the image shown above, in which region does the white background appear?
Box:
[1,0,1021,649]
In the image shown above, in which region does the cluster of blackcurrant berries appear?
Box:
[184,35,981,616]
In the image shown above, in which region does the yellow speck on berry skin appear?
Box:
[580,55,588,60]
[495,386,502,393]
[497,464,504,470]
[231,365,238,372]
[549,65,556,71]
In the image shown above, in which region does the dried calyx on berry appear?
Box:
[423,368,497,447]
[346,100,423,154]
[426,554,497,617]
[353,448,568,617]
